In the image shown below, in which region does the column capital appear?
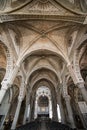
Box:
[67,63,82,84]
[59,83,63,89]
[15,64,20,69]
[16,60,21,68]
[56,83,63,94]
[18,95,23,102]
[18,89,24,101]
[1,82,11,90]
[14,63,20,70]
[64,95,71,101]
[76,82,85,89]
[0,82,11,104]
[67,62,72,67]
[18,84,25,102]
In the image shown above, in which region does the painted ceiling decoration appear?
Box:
[0,0,87,15]
[0,0,86,24]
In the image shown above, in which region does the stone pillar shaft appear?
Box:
[0,89,7,104]
[23,88,31,124]
[27,105,30,119]
[23,104,30,124]
[23,105,28,124]
[11,100,22,130]
[67,64,87,104]
[64,95,76,129]
[58,98,65,123]
[57,85,65,123]
[0,65,20,104]
[34,100,38,119]
[77,83,87,104]
[49,99,52,119]
[11,79,24,130]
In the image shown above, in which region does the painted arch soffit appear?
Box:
[0,0,87,15]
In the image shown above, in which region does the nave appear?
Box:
[0,0,87,130]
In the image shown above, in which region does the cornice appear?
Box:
[0,14,85,24]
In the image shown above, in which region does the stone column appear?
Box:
[23,89,31,124]
[6,0,11,9]
[23,104,28,124]
[77,82,87,104]
[0,82,9,104]
[85,76,87,86]
[0,64,20,104]
[0,88,12,130]
[64,95,76,129]
[67,64,87,104]
[30,95,35,121]
[57,86,65,123]
[11,98,22,130]
[58,96,65,123]
[34,99,38,119]
[11,80,24,130]
[27,104,30,122]
[23,104,30,124]
[57,104,61,122]
[49,98,52,119]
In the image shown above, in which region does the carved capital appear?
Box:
[18,95,24,102]
[77,82,85,89]
[67,63,84,84]
[15,63,20,68]
[64,95,71,101]
[1,82,11,90]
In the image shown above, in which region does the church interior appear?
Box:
[0,0,87,130]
